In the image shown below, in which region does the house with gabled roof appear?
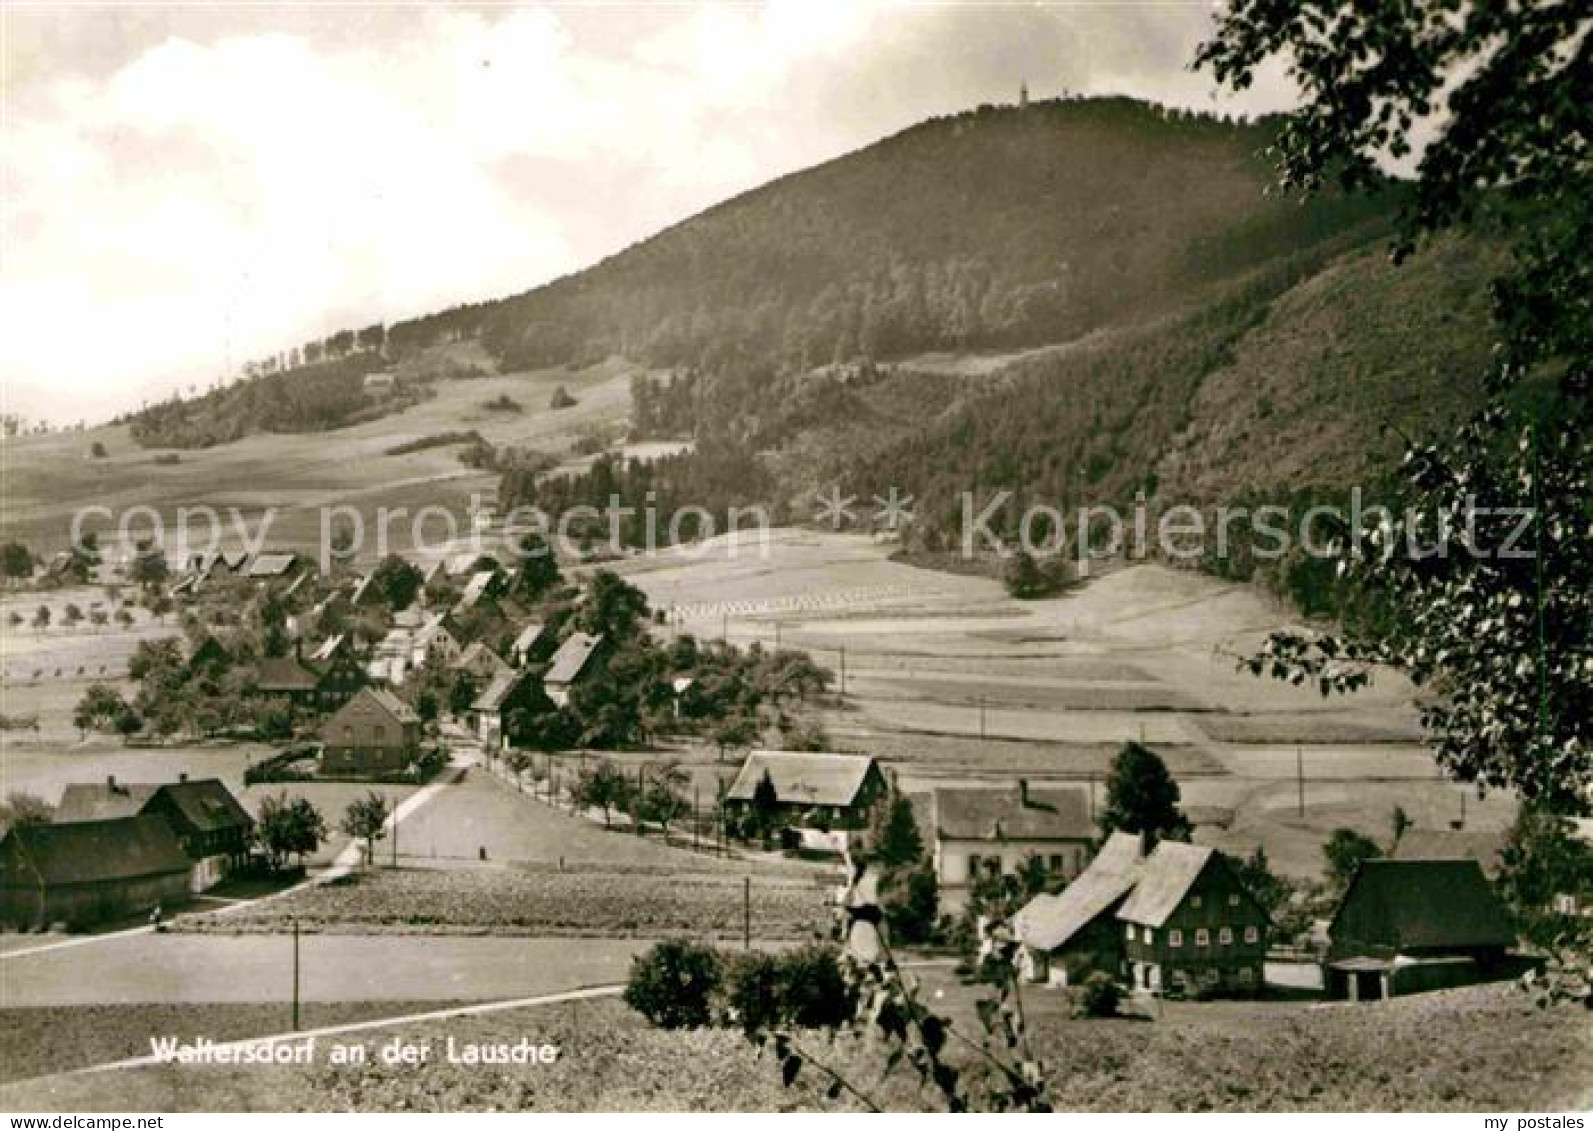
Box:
[320,687,422,776]
[56,774,255,892]
[542,631,608,706]
[1324,859,1518,1001]
[452,640,512,685]
[245,551,308,582]
[725,750,887,830]
[0,814,193,930]
[470,669,554,751]
[916,781,1095,910]
[1014,833,1270,995]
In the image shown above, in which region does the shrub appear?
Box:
[624,939,722,1029]
[549,385,578,410]
[720,944,854,1033]
[1074,972,1121,1019]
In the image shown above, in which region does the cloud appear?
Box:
[0,2,1297,423]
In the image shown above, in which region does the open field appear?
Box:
[612,530,1516,880]
[4,981,1585,1112]
[0,357,646,559]
[176,864,834,940]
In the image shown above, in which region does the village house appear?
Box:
[1324,859,1518,1001]
[1014,833,1271,996]
[725,750,888,830]
[1118,840,1271,997]
[453,640,513,686]
[58,774,254,892]
[915,781,1095,910]
[320,687,422,776]
[370,628,415,685]
[0,815,193,930]
[413,612,465,667]
[470,669,554,751]
[253,639,366,714]
[542,632,608,707]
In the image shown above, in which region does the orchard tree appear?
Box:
[1,541,32,579]
[573,759,630,827]
[341,792,391,866]
[1201,1,1592,813]
[256,793,327,872]
[0,791,53,828]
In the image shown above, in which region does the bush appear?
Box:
[1074,972,1121,1019]
[721,944,854,1033]
[623,939,722,1029]
[549,385,578,410]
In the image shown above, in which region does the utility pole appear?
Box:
[839,647,847,699]
[291,917,301,1032]
[978,696,987,740]
[391,802,398,868]
[1087,771,1096,822]
[693,784,700,851]
[1296,745,1305,818]
[743,876,751,951]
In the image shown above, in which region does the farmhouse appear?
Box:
[1117,840,1270,996]
[320,687,422,776]
[470,669,553,751]
[917,781,1094,910]
[413,613,464,666]
[1014,833,1270,995]
[253,643,365,713]
[725,750,887,830]
[56,775,255,891]
[0,815,192,930]
[1324,859,1518,1001]
[542,632,608,706]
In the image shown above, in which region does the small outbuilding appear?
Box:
[0,815,192,930]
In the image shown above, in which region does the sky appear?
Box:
[1,2,1299,425]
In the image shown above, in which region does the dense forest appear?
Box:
[123,97,1394,449]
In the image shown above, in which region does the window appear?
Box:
[1244,925,1260,944]
[967,854,981,879]
[1126,923,1136,941]
[1219,927,1233,945]
[1190,895,1203,909]
[374,725,386,742]
[1171,969,1187,989]
[1195,928,1210,947]
[1228,893,1241,907]
[1169,929,1183,948]
[1144,927,1154,945]
[1238,966,1254,985]
[1049,854,1063,872]
[342,725,353,740]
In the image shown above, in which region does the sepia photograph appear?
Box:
[0,0,1588,1117]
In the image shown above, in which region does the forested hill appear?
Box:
[453,96,1393,373]
[125,96,1396,447]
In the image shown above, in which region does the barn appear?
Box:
[1324,858,1518,1000]
[725,750,887,830]
[0,815,192,930]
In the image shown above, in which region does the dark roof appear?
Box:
[153,778,253,834]
[726,750,879,808]
[1014,832,1145,952]
[928,785,1093,842]
[544,632,605,686]
[56,781,158,823]
[255,654,321,692]
[2,815,191,885]
[1330,859,1516,951]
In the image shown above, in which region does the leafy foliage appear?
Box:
[623,939,722,1030]
[1097,741,1191,844]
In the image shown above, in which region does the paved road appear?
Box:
[0,934,652,1007]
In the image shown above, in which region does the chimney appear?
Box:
[1139,830,1156,858]
[178,772,188,784]
[107,774,118,793]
